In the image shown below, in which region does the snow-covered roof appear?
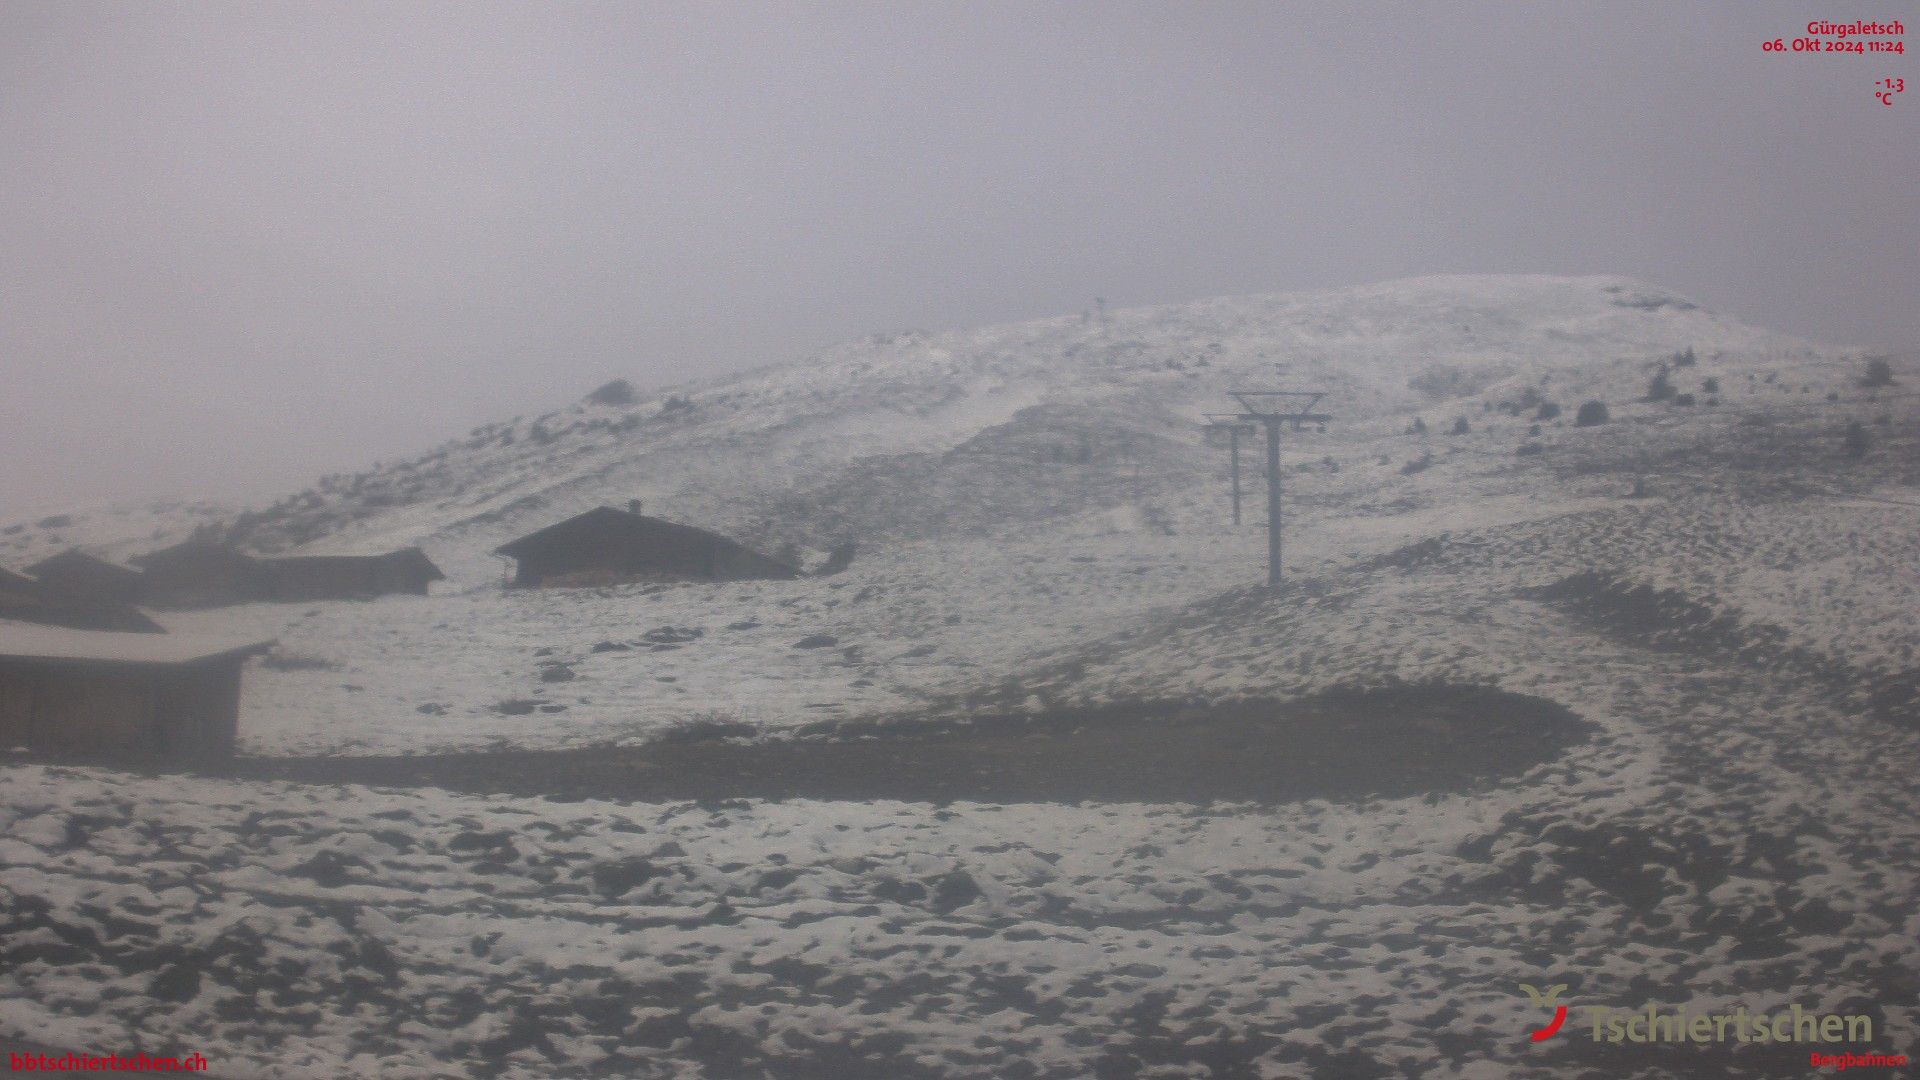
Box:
[0,620,274,666]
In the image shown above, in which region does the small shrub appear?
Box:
[1647,368,1676,402]
[1535,402,1561,421]
[1575,401,1610,426]
[1451,417,1471,435]
[1861,357,1895,388]
[1672,346,1697,367]
[1408,416,1428,435]
[1673,393,1695,407]
[1844,421,1872,459]
[1401,453,1435,475]
[1516,441,1545,456]
[1701,377,1719,394]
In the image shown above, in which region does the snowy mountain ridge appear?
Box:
[1,273,1857,584]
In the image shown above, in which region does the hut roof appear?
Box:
[130,540,258,569]
[385,546,447,580]
[0,620,272,667]
[0,569,163,633]
[269,546,444,577]
[26,548,143,583]
[494,506,787,568]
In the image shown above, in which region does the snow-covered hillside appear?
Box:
[5,275,1918,1078]
[0,274,1864,580]
[5,273,1909,756]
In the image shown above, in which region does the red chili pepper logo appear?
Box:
[1519,983,1569,1042]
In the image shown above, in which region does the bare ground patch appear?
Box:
[204,684,1592,804]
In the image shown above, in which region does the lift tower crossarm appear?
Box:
[1220,390,1333,585]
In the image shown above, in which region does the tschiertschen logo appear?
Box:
[1518,983,1568,1041]
[1515,981,1902,1053]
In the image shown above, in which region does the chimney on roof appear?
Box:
[628,499,643,516]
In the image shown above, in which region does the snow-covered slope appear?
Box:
[4,275,1918,1079]
[0,274,1860,580]
[3,273,1910,756]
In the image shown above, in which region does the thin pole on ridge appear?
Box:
[1202,414,1257,526]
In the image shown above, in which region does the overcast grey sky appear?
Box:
[2,1,1914,517]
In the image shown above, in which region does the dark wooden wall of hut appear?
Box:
[0,657,243,759]
[511,530,719,586]
[262,553,439,602]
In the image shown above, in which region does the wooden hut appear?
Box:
[0,621,273,759]
[25,549,145,607]
[0,567,163,633]
[131,541,265,609]
[494,506,797,587]
[260,547,444,602]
